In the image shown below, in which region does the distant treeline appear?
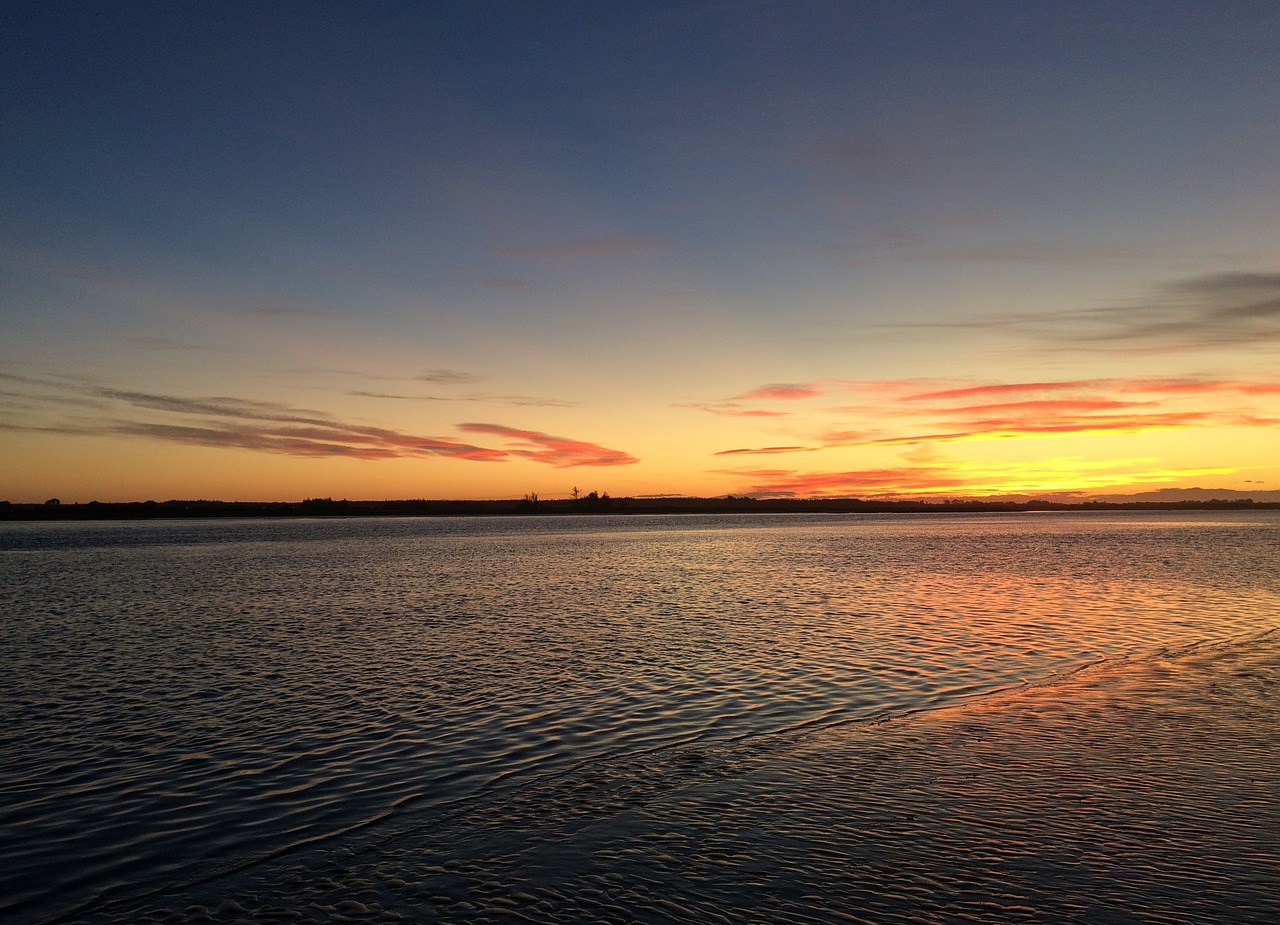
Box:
[2,495,1278,521]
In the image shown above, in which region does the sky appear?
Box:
[3,0,1279,503]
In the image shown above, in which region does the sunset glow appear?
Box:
[3,3,1279,503]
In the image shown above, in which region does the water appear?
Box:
[2,511,1278,923]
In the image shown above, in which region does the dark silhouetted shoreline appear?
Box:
[3,496,1277,521]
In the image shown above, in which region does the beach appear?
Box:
[75,630,1279,925]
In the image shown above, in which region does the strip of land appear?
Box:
[5,495,1278,520]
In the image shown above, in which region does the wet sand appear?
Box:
[79,633,1280,924]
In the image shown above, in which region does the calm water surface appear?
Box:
[2,512,1278,922]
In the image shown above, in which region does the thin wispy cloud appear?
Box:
[6,244,345,328]
[275,367,488,386]
[890,270,1280,353]
[416,369,487,385]
[678,401,790,418]
[713,446,811,457]
[108,421,503,461]
[691,378,954,419]
[736,383,824,401]
[904,381,1101,401]
[458,423,639,467]
[927,398,1147,417]
[351,390,576,408]
[0,374,513,463]
[2,375,631,468]
[1070,272,1280,348]
[701,374,1280,458]
[873,239,1172,265]
[1115,378,1280,396]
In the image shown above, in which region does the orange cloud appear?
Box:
[457,423,639,467]
[713,446,810,456]
[703,372,1280,457]
[5,377,650,470]
[736,382,825,401]
[679,401,790,418]
[929,398,1145,416]
[1115,378,1280,396]
[860,413,1215,447]
[113,421,505,461]
[3,377,511,463]
[817,429,871,444]
[905,380,1100,401]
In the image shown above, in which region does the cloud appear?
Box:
[891,270,1280,353]
[683,380,836,418]
[906,376,1280,402]
[861,413,1215,446]
[274,366,491,387]
[927,398,1148,417]
[1175,272,1280,296]
[1114,377,1280,396]
[736,382,825,401]
[1,374,509,463]
[701,373,1280,458]
[0,371,112,413]
[458,423,639,467]
[416,369,486,385]
[713,446,810,456]
[870,239,1171,265]
[816,429,870,444]
[693,378,954,419]
[904,380,1101,401]
[881,376,1277,443]
[351,390,576,408]
[678,401,790,418]
[91,388,335,428]
[6,372,605,470]
[1075,272,1280,348]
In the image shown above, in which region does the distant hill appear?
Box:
[1084,487,1280,504]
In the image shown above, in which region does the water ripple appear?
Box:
[1,512,1277,922]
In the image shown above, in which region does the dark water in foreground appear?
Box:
[2,512,1278,923]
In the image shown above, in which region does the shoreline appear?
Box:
[5,495,1279,521]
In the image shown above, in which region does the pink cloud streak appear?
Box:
[458,423,639,467]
